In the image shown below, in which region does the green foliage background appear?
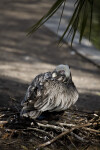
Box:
[83,0,100,49]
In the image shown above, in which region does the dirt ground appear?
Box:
[0,0,100,149]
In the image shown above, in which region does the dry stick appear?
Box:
[0,114,5,118]
[0,121,8,124]
[54,122,75,127]
[38,123,92,148]
[82,144,90,150]
[0,107,10,111]
[67,135,78,150]
[37,122,67,132]
[5,140,18,145]
[83,127,100,133]
[27,127,53,138]
[71,132,88,143]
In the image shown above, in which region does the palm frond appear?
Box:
[27,0,65,35]
[57,0,66,34]
[89,0,94,40]
[58,0,84,45]
[58,0,94,45]
[79,0,89,42]
[28,0,94,45]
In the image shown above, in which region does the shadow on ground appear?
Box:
[0,76,100,112]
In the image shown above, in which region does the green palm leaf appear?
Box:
[79,0,89,42]
[27,0,65,35]
[57,0,66,34]
[28,0,94,45]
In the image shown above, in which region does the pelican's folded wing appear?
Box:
[21,72,52,106]
[34,80,79,112]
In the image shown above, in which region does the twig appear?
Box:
[37,122,67,132]
[38,123,92,148]
[0,114,5,118]
[55,122,75,127]
[27,127,53,138]
[83,127,100,133]
[71,132,88,142]
[82,144,90,150]
[67,135,78,150]
[0,107,10,111]
[5,128,18,133]
[0,121,8,124]
[5,140,17,145]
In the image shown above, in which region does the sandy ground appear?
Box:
[0,0,100,112]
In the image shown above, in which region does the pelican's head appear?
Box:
[52,64,70,79]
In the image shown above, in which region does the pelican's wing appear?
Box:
[34,79,79,112]
[33,81,64,112]
[21,72,52,106]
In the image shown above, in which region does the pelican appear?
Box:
[20,64,79,119]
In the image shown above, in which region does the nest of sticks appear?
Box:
[0,100,100,150]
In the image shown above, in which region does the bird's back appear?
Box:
[20,72,79,119]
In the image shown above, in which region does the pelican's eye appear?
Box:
[59,70,65,75]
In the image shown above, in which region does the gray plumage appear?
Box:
[20,64,79,119]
